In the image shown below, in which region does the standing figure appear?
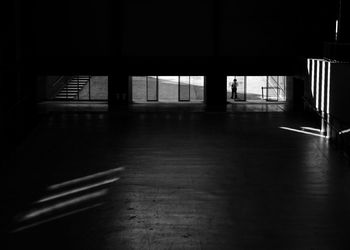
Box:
[231,78,238,99]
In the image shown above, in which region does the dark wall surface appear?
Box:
[330,63,350,126]
[17,0,342,75]
[29,0,111,57]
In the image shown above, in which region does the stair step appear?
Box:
[67,82,86,85]
[61,90,82,92]
[70,79,89,81]
[58,91,78,94]
[54,97,76,100]
[58,90,78,93]
[59,94,78,96]
[69,81,89,84]
[66,84,85,87]
[62,86,81,89]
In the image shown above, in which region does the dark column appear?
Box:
[203,1,227,108]
[211,0,220,56]
[108,73,129,110]
[205,73,227,108]
[291,77,305,112]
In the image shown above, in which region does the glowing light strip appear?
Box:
[316,60,320,110]
[13,203,102,233]
[301,127,321,132]
[279,127,326,138]
[339,128,350,135]
[321,61,326,112]
[326,61,332,139]
[327,62,331,114]
[38,178,119,203]
[311,60,315,97]
[22,190,107,220]
[48,167,124,190]
[336,20,339,41]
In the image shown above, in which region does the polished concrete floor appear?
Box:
[5,107,350,249]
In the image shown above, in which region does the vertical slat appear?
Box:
[316,60,320,111]
[321,61,326,113]
[311,59,315,98]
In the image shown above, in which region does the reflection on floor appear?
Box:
[5,109,350,249]
[37,101,108,113]
[36,102,286,114]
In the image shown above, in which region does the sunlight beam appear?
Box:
[38,178,119,203]
[339,128,350,135]
[48,167,124,190]
[22,189,107,221]
[280,127,327,138]
[13,203,103,233]
[301,127,321,132]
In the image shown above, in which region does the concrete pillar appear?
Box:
[286,76,305,112]
[108,73,129,110]
[205,73,227,106]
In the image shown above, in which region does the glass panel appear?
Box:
[246,76,267,102]
[266,76,286,101]
[278,76,286,101]
[267,76,278,101]
[132,76,147,103]
[179,76,190,101]
[227,76,246,101]
[76,75,90,100]
[90,76,108,100]
[158,76,178,102]
[147,76,158,101]
[60,76,73,101]
[190,76,204,101]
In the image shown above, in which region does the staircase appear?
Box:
[55,75,91,100]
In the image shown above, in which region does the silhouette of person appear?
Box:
[231,79,238,99]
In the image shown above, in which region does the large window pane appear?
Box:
[90,76,108,100]
[278,76,286,101]
[132,76,147,103]
[147,76,158,101]
[190,76,204,101]
[179,76,190,101]
[159,76,178,102]
[227,76,246,101]
[267,76,286,101]
[267,76,278,101]
[246,76,267,102]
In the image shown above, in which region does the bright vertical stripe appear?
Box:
[316,60,320,111]
[327,62,331,114]
[326,61,332,138]
[307,59,311,100]
[335,20,339,41]
[321,60,326,112]
[311,60,315,97]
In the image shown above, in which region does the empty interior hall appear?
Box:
[3,0,350,249]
